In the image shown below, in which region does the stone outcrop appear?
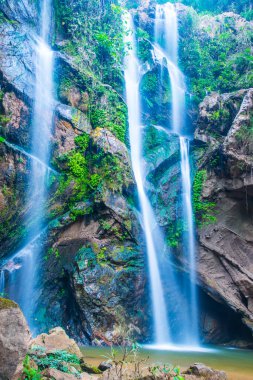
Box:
[31,327,82,358]
[0,297,31,380]
[194,88,253,343]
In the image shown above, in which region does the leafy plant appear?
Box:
[149,363,185,379]
[22,355,42,380]
[31,350,80,374]
[193,170,216,226]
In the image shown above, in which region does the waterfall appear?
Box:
[0,0,54,333]
[123,12,170,344]
[154,3,199,345]
[180,136,199,341]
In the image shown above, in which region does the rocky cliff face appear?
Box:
[194,88,253,345]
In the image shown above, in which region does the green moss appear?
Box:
[90,96,127,143]
[80,361,102,374]
[167,222,184,248]
[193,170,216,226]
[74,133,90,152]
[0,297,18,310]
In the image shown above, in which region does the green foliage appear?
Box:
[45,247,60,261]
[0,136,5,143]
[53,129,127,217]
[167,222,183,248]
[90,95,127,142]
[68,152,88,179]
[74,133,90,152]
[179,11,253,104]
[168,0,252,15]
[54,0,125,87]
[22,355,42,380]
[31,350,80,374]
[149,363,185,380]
[193,170,216,226]
[136,27,152,62]
[0,115,10,126]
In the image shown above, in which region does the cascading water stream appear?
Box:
[154,2,199,344]
[123,12,170,344]
[0,0,54,333]
[180,136,198,338]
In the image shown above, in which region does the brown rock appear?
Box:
[31,327,82,358]
[3,92,29,130]
[184,363,227,380]
[54,118,77,155]
[194,88,253,342]
[41,368,77,380]
[0,297,31,380]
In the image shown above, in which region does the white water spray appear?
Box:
[123,12,170,344]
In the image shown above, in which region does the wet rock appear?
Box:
[55,103,92,135]
[98,361,112,372]
[0,0,38,25]
[31,327,82,358]
[2,92,31,148]
[0,297,31,380]
[91,128,130,167]
[0,141,30,258]
[197,90,247,138]
[0,21,35,99]
[143,126,181,227]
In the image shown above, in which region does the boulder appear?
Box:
[31,327,82,358]
[184,363,227,380]
[98,361,112,372]
[0,297,31,380]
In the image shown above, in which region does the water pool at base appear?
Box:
[81,346,253,380]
